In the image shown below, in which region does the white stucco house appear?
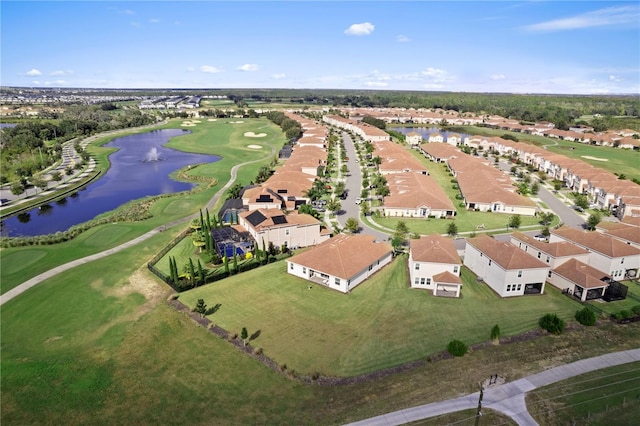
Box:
[464,234,549,297]
[409,235,462,297]
[286,234,393,293]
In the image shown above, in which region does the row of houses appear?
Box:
[419,142,537,216]
[285,222,640,302]
[341,107,640,149]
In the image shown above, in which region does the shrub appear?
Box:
[620,310,632,319]
[632,305,640,316]
[490,324,500,341]
[447,339,468,357]
[539,313,565,335]
[575,307,597,326]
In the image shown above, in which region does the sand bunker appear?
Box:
[244,132,267,138]
[191,120,201,123]
[181,122,196,127]
[581,155,609,162]
[247,145,263,149]
[229,120,245,124]
[207,118,218,122]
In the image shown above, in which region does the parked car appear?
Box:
[533,234,546,242]
[572,205,584,212]
[355,198,362,205]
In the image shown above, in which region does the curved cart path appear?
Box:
[0,145,275,306]
[347,348,640,426]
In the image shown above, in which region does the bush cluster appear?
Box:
[539,313,565,335]
[447,339,468,357]
[575,307,597,326]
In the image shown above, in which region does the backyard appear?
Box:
[178,254,583,377]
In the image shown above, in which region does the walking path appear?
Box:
[346,348,640,426]
[0,141,276,306]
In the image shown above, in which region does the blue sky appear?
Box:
[1,1,638,94]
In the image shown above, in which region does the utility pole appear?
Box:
[474,385,484,426]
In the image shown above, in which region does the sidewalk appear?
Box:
[346,348,640,426]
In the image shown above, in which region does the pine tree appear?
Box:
[188,258,196,287]
[232,250,238,273]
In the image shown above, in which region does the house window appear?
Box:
[420,278,426,285]
[453,266,459,274]
[517,284,522,291]
[415,278,420,285]
[302,267,306,274]
[285,229,290,235]
[289,263,293,270]
[426,278,431,285]
[507,285,511,291]
[335,277,340,286]
[548,271,552,278]
[621,258,625,264]
[369,264,373,271]
[415,263,420,270]
[537,252,541,259]
[480,253,483,257]
[488,259,492,266]
[546,256,550,263]
[518,271,522,278]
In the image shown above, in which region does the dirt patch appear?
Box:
[244,132,267,138]
[44,336,64,344]
[581,155,608,161]
[247,144,263,149]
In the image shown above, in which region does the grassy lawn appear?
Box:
[2,221,640,424]
[526,362,640,426]
[586,280,640,316]
[445,125,640,182]
[178,256,582,377]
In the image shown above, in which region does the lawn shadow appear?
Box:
[249,329,261,342]
[205,303,221,315]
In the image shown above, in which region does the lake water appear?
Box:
[393,127,470,141]
[1,129,220,237]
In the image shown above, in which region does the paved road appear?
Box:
[336,132,389,242]
[536,185,586,229]
[347,348,640,426]
[0,142,276,306]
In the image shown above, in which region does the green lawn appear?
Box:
[526,362,640,425]
[586,281,640,316]
[178,256,582,377]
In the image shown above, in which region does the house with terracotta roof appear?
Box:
[549,259,610,302]
[550,227,640,280]
[382,172,456,218]
[405,131,422,146]
[419,142,460,163]
[286,234,393,293]
[510,232,590,269]
[464,234,549,297]
[242,186,285,211]
[600,224,640,249]
[446,133,462,146]
[409,235,462,297]
[238,209,331,250]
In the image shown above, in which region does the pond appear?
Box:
[393,126,470,141]
[1,129,220,237]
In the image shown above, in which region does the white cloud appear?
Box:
[26,68,42,76]
[523,6,640,32]
[272,73,286,79]
[344,22,375,36]
[364,81,388,87]
[609,75,621,82]
[238,64,259,72]
[32,80,41,85]
[396,34,410,42]
[50,70,73,76]
[490,74,506,81]
[200,65,223,74]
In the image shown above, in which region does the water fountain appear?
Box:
[145,147,162,162]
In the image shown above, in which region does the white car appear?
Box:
[355,198,362,205]
[533,234,546,242]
